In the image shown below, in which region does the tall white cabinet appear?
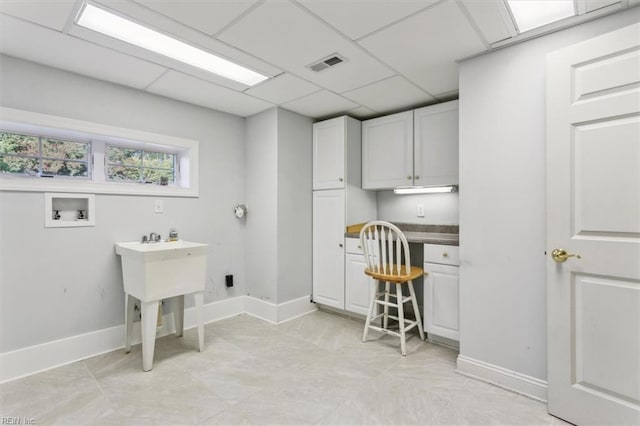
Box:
[362,100,459,190]
[313,189,346,308]
[312,116,377,311]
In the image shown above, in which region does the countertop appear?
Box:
[345,223,459,246]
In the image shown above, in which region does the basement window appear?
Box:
[0,107,199,197]
[0,132,91,178]
[106,145,176,185]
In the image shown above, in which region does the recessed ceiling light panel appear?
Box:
[506,0,576,33]
[76,3,268,86]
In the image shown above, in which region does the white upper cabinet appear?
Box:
[362,100,459,190]
[362,111,413,189]
[313,117,346,190]
[414,100,459,186]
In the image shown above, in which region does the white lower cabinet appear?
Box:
[312,190,346,309]
[424,244,460,341]
[345,239,372,315]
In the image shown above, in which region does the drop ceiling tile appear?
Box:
[0,14,167,90]
[147,71,274,117]
[297,0,438,40]
[281,90,358,118]
[342,76,435,114]
[218,1,394,93]
[87,0,281,81]
[460,0,516,44]
[358,0,487,95]
[347,106,378,119]
[134,0,259,36]
[0,0,76,32]
[245,73,320,104]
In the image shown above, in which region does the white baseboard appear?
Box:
[274,295,317,323]
[456,355,548,402]
[0,295,315,383]
[243,295,317,324]
[0,324,125,385]
[243,296,279,323]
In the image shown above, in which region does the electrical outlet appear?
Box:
[225,274,234,287]
[417,204,425,217]
[154,199,164,214]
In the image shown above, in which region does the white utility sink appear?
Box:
[115,240,208,371]
[116,240,208,301]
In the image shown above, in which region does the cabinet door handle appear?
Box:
[338,243,343,248]
[338,177,343,182]
[407,175,412,180]
[442,252,449,258]
[415,176,420,180]
[357,245,362,249]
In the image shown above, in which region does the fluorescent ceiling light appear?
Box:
[506,0,575,33]
[393,185,458,195]
[76,3,268,86]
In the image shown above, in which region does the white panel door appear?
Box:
[312,189,345,309]
[414,100,459,186]
[362,110,413,189]
[546,23,640,426]
[345,253,371,315]
[313,117,345,190]
[424,263,459,341]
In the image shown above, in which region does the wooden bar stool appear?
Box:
[359,221,425,355]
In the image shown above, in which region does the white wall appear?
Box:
[0,56,247,352]
[276,108,313,303]
[244,107,313,304]
[458,8,640,381]
[244,108,278,302]
[377,191,459,224]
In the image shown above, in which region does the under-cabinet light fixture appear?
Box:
[76,3,269,87]
[393,185,458,195]
[506,0,575,33]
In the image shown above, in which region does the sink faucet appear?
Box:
[142,233,161,243]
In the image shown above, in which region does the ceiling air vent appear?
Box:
[307,53,347,72]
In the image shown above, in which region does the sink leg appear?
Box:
[173,295,185,337]
[194,292,204,352]
[141,300,159,371]
[125,294,135,353]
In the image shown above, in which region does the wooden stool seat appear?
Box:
[360,221,425,356]
[365,265,424,283]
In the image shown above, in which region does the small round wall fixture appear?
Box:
[234,204,248,219]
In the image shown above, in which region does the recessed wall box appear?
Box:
[45,193,95,228]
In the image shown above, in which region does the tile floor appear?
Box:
[1,310,569,425]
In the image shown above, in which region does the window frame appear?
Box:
[104,143,177,185]
[1,131,93,179]
[0,107,199,197]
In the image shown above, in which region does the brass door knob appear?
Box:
[442,252,449,258]
[338,177,343,182]
[407,176,412,180]
[551,248,581,263]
